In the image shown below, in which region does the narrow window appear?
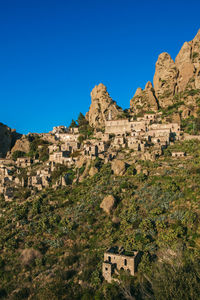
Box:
[124,259,127,266]
[108,256,111,263]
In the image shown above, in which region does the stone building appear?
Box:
[105,119,147,135]
[113,136,126,148]
[105,119,131,134]
[16,157,33,168]
[102,246,141,283]
[49,151,70,164]
[84,145,98,157]
[172,151,186,157]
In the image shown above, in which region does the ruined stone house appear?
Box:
[102,247,141,283]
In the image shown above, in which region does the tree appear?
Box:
[77,112,88,127]
[69,119,78,128]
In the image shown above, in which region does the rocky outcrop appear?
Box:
[86,83,123,128]
[100,195,116,215]
[130,81,159,113]
[0,123,21,158]
[11,136,30,154]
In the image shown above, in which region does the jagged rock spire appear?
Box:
[86,83,123,128]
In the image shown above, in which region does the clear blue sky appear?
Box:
[0,0,200,134]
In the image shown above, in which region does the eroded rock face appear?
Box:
[175,42,194,91]
[86,83,123,128]
[153,52,178,108]
[130,82,158,113]
[100,195,116,215]
[0,123,21,158]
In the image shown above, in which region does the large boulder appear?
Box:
[111,159,126,176]
[86,83,123,128]
[20,248,42,266]
[100,195,116,215]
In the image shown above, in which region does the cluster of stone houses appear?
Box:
[0,112,192,201]
[104,114,181,160]
[48,113,181,166]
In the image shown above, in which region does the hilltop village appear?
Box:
[0,105,198,202]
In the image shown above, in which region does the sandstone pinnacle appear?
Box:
[86,83,123,128]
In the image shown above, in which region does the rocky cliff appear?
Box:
[130,29,200,116]
[86,83,123,128]
[0,123,21,158]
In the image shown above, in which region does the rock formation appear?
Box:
[175,29,200,91]
[11,136,30,154]
[0,123,21,158]
[153,52,178,108]
[130,29,200,115]
[130,81,159,113]
[86,83,123,128]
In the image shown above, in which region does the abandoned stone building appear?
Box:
[105,119,147,135]
[61,141,80,152]
[102,246,141,283]
[84,144,98,157]
[49,151,70,164]
[16,157,33,168]
[113,135,126,149]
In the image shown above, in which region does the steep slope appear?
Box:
[1,140,200,299]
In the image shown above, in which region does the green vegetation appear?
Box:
[181,116,200,135]
[69,119,78,128]
[28,136,50,161]
[12,150,26,161]
[160,101,184,118]
[77,112,94,143]
[192,52,199,60]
